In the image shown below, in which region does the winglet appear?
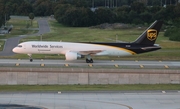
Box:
[133,20,163,45]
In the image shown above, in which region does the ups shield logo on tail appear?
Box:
[147,29,157,41]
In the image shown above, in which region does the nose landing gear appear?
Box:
[28,54,33,62]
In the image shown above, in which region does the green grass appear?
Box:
[0,19,38,39]
[0,40,5,51]
[0,84,179,92]
[17,20,180,60]
[1,19,180,60]
[21,21,144,42]
[21,20,180,48]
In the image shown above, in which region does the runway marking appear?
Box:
[40,64,45,67]
[59,98,133,109]
[1,59,180,69]
[64,64,69,67]
[162,91,166,93]
[15,63,20,66]
[114,64,119,67]
[75,99,133,109]
[164,65,169,69]
[140,65,144,68]
[89,64,93,67]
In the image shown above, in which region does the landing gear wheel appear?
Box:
[86,59,89,63]
[90,59,93,63]
[86,58,93,63]
[30,58,33,62]
[28,54,33,62]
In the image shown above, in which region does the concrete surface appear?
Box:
[0,91,180,109]
[0,59,180,69]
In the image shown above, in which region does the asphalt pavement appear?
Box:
[0,18,50,56]
[0,91,180,109]
[0,59,179,69]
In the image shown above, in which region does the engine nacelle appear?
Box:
[65,51,82,61]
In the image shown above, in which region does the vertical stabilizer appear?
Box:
[133,20,163,45]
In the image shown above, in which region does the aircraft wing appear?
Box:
[77,50,106,55]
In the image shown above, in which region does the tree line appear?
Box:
[0,0,180,41]
[54,1,180,25]
[1,0,180,26]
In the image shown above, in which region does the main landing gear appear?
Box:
[86,58,93,63]
[28,54,33,62]
[86,55,93,63]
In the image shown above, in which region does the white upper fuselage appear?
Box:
[12,41,134,56]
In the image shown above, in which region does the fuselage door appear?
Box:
[23,44,26,49]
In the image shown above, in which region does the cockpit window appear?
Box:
[17,45,22,48]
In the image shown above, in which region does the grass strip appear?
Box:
[0,84,179,92]
[0,40,5,51]
[0,19,38,39]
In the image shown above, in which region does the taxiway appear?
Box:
[0,91,180,109]
[0,59,179,68]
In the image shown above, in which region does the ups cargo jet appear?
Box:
[12,20,163,63]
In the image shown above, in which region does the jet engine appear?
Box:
[65,51,83,61]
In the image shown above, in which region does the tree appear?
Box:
[29,13,34,26]
[60,7,94,27]
[173,3,180,20]
[130,1,146,13]
[94,7,116,25]
[0,16,3,27]
[0,0,11,27]
[153,8,166,21]
[54,4,72,24]
[140,11,152,23]
[72,0,89,7]
[16,1,33,15]
[128,10,142,24]
[33,0,53,16]
[164,18,180,41]
[164,27,180,41]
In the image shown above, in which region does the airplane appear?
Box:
[12,20,163,63]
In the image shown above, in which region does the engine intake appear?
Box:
[65,51,82,61]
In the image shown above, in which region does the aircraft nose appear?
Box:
[12,47,17,53]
